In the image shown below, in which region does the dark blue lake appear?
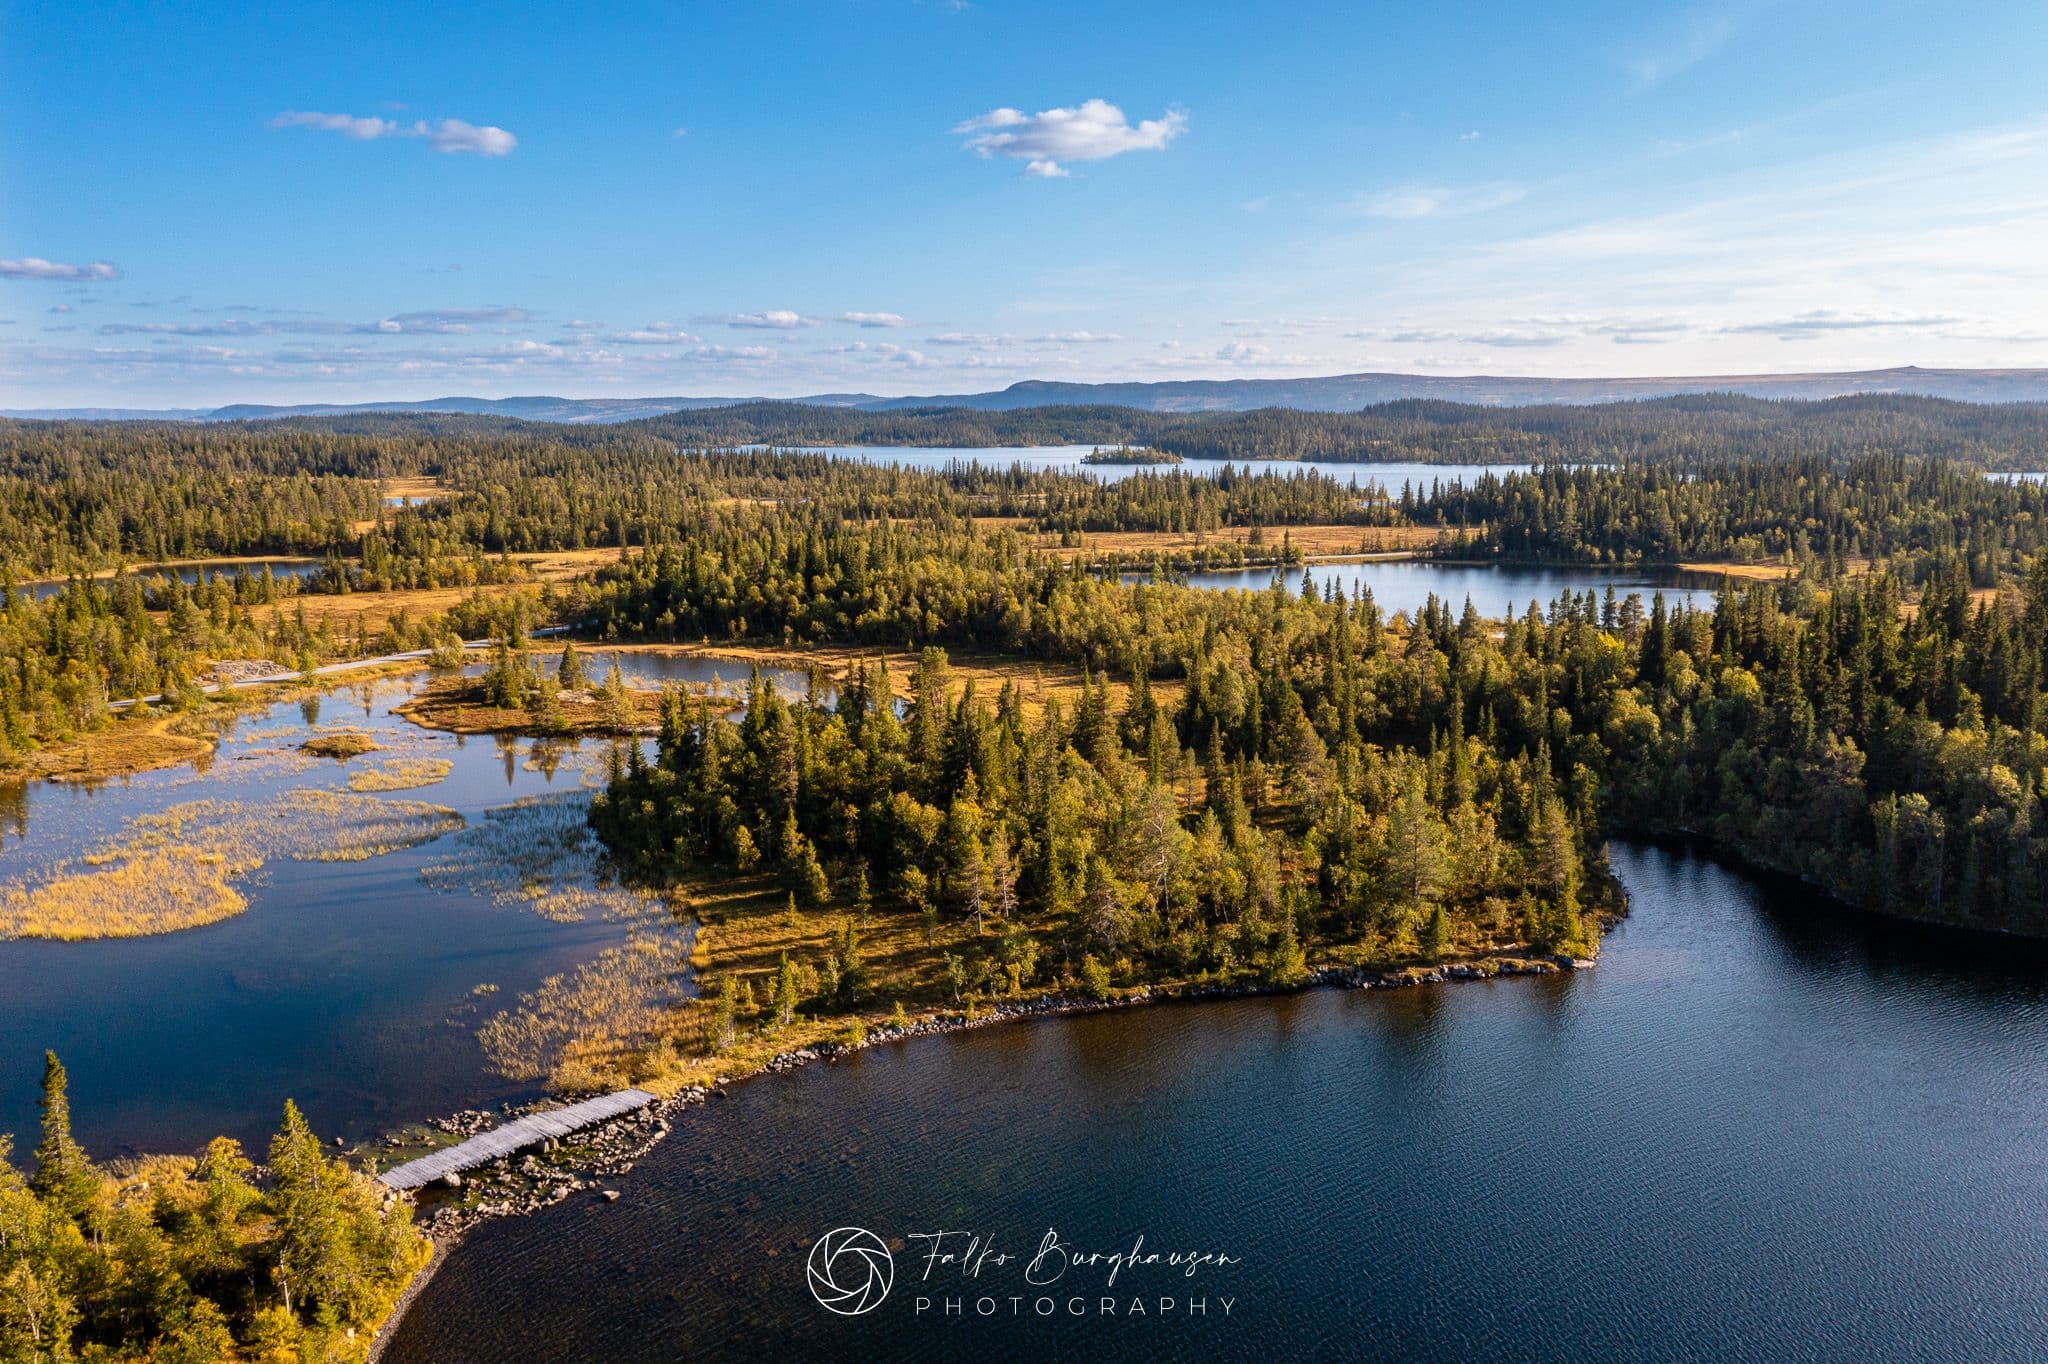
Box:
[386,842,2048,1362]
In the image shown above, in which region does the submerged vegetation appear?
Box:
[420,788,663,925]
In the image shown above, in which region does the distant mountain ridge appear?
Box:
[10,366,2048,423]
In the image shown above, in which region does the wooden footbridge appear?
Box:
[378,1088,657,1190]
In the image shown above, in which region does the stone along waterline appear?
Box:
[385,842,2048,1362]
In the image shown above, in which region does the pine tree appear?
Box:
[267,1099,334,1318]
[29,1051,96,1218]
[773,953,800,1026]
[1265,918,1307,986]
[712,977,738,1053]
[600,657,635,730]
[556,639,588,690]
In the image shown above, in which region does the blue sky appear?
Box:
[4,0,2048,406]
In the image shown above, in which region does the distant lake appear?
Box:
[18,557,323,602]
[1132,558,1722,620]
[740,444,1554,489]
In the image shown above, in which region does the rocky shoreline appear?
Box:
[378,947,1591,1277]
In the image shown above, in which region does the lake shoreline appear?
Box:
[371,945,1594,1352]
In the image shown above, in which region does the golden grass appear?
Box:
[4,712,216,786]
[0,847,247,940]
[633,642,1176,722]
[1676,560,1794,582]
[347,756,455,792]
[381,475,448,501]
[0,789,465,941]
[589,870,1015,1096]
[302,730,383,759]
[477,927,690,1086]
[393,681,664,738]
[509,546,632,580]
[250,585,532,636]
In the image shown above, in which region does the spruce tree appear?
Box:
[773,954,800,1026]
[29,1051,96,1218]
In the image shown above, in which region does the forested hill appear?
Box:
[17,364,2048,423]
[175,394,2048,467]
[618,394,2048,468]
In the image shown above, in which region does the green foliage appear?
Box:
[28,1054,94,1220]
[0,1060,424,1363]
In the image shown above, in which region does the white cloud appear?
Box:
[672,127,689,139]
[1625,5,1743,89]
[707,309,821,329]
[606,322,702,345]
[1718,310,1962,337]
[381,306,530,332]
[94,306,531,338]
[1352,183,1526,220]
[272,111,518,157]
[830,341,932,367]
[1,257,121,281]
[424,120,518,157]
[48,304,73,314]
[954,99,1186,177]
[1459,131,1482,142]
[691,345,777,362]
[1377,327,1567,348]
[838,311,908,328]
[271,111,401,140]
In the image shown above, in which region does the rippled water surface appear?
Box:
[388,843,2048,1362]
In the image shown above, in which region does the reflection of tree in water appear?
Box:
[298,693,320,727]
[525,739,571,781]
[0,781,24,852]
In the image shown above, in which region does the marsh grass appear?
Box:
[0,789,464,940]
[420,790,663,923]
[0,848,248,940]
[476,926,691,1086]
[300,730,383,759]
[347,756,455,792]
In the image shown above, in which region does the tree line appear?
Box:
[583,512,2048,947]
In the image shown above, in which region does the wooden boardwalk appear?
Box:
[379,1088,657,1190]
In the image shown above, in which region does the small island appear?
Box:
[1081,444,1184,465]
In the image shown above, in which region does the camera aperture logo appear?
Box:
[807,1226,895,1315]
[805,1225,1240,1322]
